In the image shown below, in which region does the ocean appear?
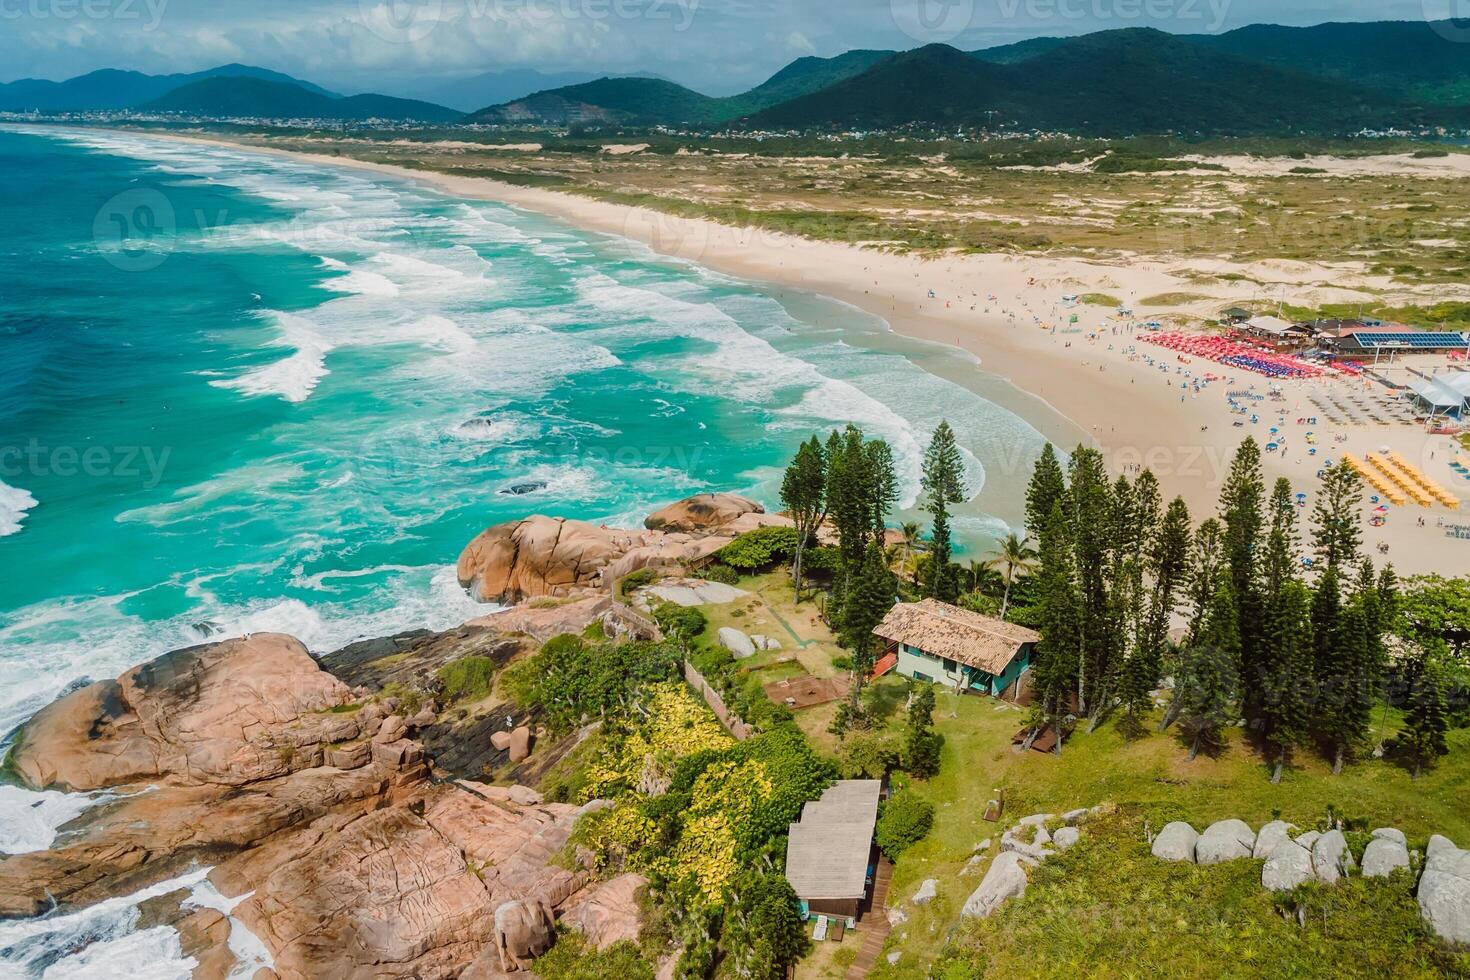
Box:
[0,126,1057,969]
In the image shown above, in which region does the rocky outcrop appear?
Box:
[1361,836,1410,878]
[324,624,524,693]
[1195,819,1255,865]
[0,632,639,979]
[457,516,629,603]
[1420,835,1470,947]
[1310,829,1355,885]
[559,873,647,949]
[1151,822,1199,862]
[718,627,756,659]
[643,493,764,533]
[1252,821,1295,860]
[10,633,356,792]
[1262,839,1314,892]
[469,595,612,643]
[961,851,1031,918]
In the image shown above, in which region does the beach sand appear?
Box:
[128,131,1470,576]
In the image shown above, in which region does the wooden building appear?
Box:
[873,598,1040,698]
[785,779,881,921]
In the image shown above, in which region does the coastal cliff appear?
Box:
[0,492,768,978]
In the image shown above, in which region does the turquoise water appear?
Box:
[0,126,1055,739]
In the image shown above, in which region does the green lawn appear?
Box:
[860,685,1470,977]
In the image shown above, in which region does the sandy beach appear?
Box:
[120,130,1470,576]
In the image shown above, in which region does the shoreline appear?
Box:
[52,126,1470,575]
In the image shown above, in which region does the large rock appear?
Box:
[1371,827,1407,845]
[1361,837,1410,878]
[718,627,757,659]
[493,899,556,973]
[1252,820,1296,860]
[559,873,647,949]
[912,879,938,905]
[1195,819,1256,865]
[644,493,764,533]
[9,633,357,792]
[1419,836,1470,947]
[456,516,627,603]
[1052,826,1080,850]
[1262,839,1314,892]
[1311,829,1355,884]
[1151,822,1199,863]
[961,852,1030,918]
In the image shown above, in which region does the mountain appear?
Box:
[747,30,1449,134]
[141,77,461,122]
[404,69,668,113]
[0,64,335,112]
[466,50,898,126]
[1189,21,1470,105]
[970,36,1071,63]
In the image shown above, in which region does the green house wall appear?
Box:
[894,642,1034,696]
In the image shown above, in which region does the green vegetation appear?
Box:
[875,789,935,857]
[929,807,1470,979]
[535,932,654,980]
[435,656,496,703]
[716,526,801,571]
[499,635,679,733]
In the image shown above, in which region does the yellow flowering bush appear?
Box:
[580,682,731,801]
[671,759,774,901]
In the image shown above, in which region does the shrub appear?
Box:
[436,656,496,703]
[838,728,901,779]
[700,563,740,585]
[832,654,853,671]
[801,546,842,576]
[619,568,660,595]
[653,601,708,645]
[876,790,935,857]
[716,526,801,571]
[535,931,653,980]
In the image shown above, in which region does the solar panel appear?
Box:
[1354,332,1470,349]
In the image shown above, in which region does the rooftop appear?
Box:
[873,598,1040,675]
[785,780,881,902]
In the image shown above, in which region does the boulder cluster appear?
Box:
[1151,818,1469,947]
[959,806,1098,919]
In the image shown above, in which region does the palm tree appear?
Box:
[985,533,1038,621]
[899,521,922,583]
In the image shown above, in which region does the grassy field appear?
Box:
[679,573,1470,978]
[180,128,1470,294]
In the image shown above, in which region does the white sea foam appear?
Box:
[210,312,334,403]
[0,480,37,537]
[0,785,111,854]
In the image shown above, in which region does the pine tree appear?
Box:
[840,541,897,709]
[1030,501,1080,746]
[1067,446,1114,715]
[1321,601,1378,774]
[1260,579,1314,783]
[1220,440,1266,724]
[1312,461,1364,571]
[780,435,827,601]
[903,683,943,777]
[825,426,870,572]
[1400,643,1450,779]
[863,438,900,544]
[920,421,967,603]
[1177,580,1242,760]
[1025,442,1066,539]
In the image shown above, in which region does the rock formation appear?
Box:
[457,515,629,603]
[1151,821,1199,862]
[644,492,765,533]
[1419,835,1470,947]
[0,631,639,978]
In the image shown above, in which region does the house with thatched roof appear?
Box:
[873,598,1040,698]
[784,779,881,921]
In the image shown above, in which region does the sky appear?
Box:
[0,0,1457,96]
